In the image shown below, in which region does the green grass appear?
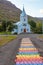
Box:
[37,35,43,39]
[39,36,43,38]
[0,35,17,46]
[0,32,11,35]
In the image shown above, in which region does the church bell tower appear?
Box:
[20,6,28,24]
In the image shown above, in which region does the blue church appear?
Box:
[12,7,31,34]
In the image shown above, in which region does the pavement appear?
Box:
[0,34,43,65]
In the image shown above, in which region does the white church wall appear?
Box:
[17,24,23,34]
[17,22,31,34]
[26,24,30,32]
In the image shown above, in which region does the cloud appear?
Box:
[40,9,43,14]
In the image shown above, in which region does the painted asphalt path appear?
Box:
[0,38,21,65]
[14,38,43,65]
[0,34,43,65]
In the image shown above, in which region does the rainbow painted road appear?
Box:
[14,38,43,65]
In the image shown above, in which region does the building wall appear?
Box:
[17,23,31,34]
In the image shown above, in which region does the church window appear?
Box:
[27,29,29,31]
[21,29,22,31]
[24,18,26,21]
[23,24,26,26]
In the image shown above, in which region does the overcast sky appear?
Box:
[8,0,43,17]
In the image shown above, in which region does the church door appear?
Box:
[24,29,26,32]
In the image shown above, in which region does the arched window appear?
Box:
[21,29,22,31]
[24,18,26,21]
[23,24,26,26]
[27,29,29,31]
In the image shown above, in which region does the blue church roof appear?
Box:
[16,22,20,25]
[15,21,22,25]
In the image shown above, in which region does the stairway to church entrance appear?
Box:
[24,29,26,32]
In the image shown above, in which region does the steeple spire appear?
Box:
[23,4,24,11]
[23,5,26,14]
[20,5,26,17]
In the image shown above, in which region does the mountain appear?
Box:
[29,16,43,22]
[0,0,43,22]
[0,0,21,22]
[38,17,43,20]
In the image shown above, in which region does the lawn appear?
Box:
[0,32,11,35]
[37,35,43,40]
[39,35,43,38]
[0,35,17,46]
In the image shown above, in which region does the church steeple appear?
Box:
[23,6,26,14]
[20,6,28,23]
[21,6,26,16]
